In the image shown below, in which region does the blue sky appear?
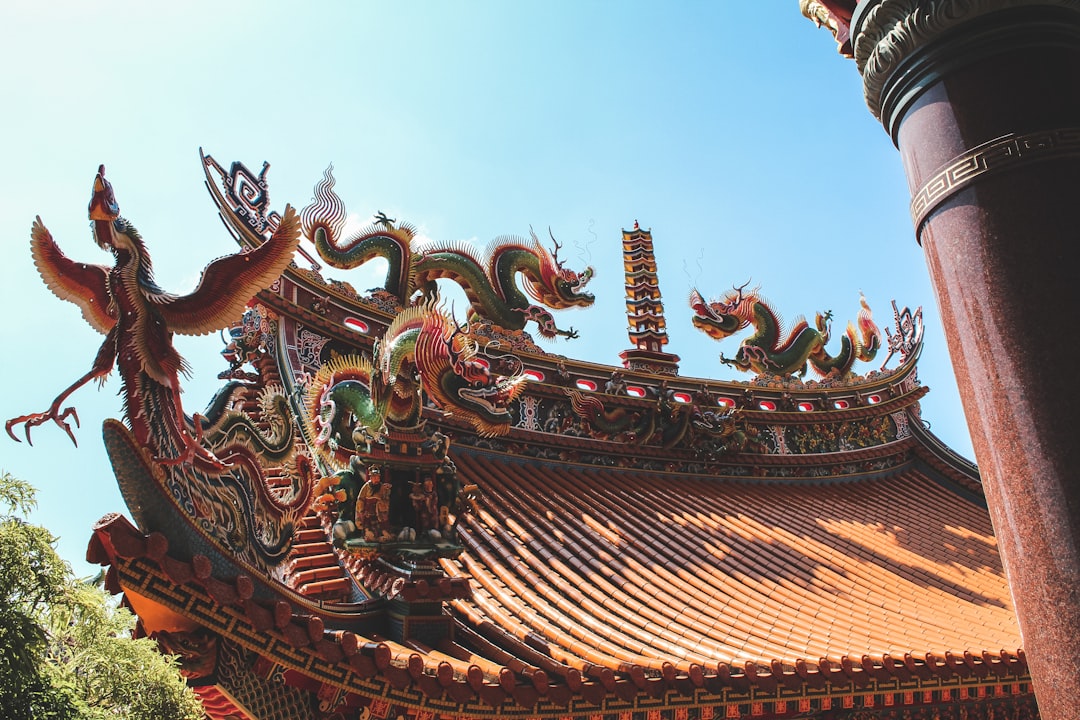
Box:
[0,2,971,576]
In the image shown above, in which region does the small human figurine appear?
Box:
[435,457,459,512]
[425,430,450,461]
[375,482,393,541]
[650,380,677,430]
[314,455,365,541]
[357,472,382,542]
[652,379,674,404]
[604,370,626,395]
[422,479,439,538]
[438,505,453,538]
[554,360,571,386]
[409,480,426,536]
[693,383,714,407]
[409,478,440,539]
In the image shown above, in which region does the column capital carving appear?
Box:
[852,0,1080,128]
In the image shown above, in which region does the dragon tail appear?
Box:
[849,293,882,361]
[300,166,347,246]
[302,167,416,301]
[566,389,603,420]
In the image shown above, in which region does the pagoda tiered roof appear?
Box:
[620,223,681,375]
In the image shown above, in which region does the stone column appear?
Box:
[845,2,1080,717]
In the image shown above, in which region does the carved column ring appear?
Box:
[852,0,1080,122]
[910,127,1080,234]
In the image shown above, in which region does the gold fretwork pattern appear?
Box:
[910,127,1080,231]
[216,638,318,720]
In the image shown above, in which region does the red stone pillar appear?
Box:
[848,2,1080,717]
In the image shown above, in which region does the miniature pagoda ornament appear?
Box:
[619,221,681,375]
[689,283,881,379]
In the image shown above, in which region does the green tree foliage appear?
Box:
[0,472,203,720]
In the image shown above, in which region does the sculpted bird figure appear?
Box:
[7,165,300,468]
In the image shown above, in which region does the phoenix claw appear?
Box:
[6,406,81,446]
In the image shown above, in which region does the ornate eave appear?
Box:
[91,513,1036,720]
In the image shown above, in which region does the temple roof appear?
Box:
[76,156,1036,720]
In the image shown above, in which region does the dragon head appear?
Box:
[691,406,740,438]
[552,264,595,306]
[153,629,220,681]
[523,229,595,309]
[412,308,527,437]
[689,283,755,340]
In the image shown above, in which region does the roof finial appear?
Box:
[633,219,639,230]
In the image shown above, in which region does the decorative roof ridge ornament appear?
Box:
[295,303,526,566]
[880,299,924,369]
[301,304,527,461]
[7,165,300,462]
[619,222,680,375]
[690,283,882,380]
[565,383,752,454]
[299,165,418,300]
[410,226,594,341]
[203,151,596,341]
[8,165,314,575]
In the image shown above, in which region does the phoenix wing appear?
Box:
[30,217,117,334]
[158,205,301,336]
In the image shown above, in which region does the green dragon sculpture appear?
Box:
[301,303,527,467]
[566,382,746,452]
[567,387,691,447]
[410,230,593,339]
[300,166,418,300]
[298,166,595,339]
[689,283,882,378]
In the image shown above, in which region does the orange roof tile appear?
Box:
[447,450,1020,674]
